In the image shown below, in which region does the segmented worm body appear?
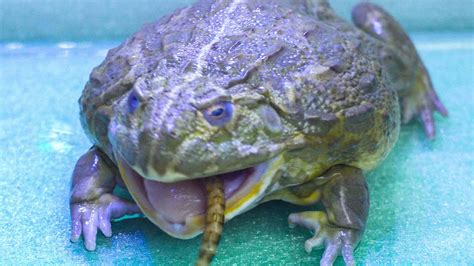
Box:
[195,177,225,266]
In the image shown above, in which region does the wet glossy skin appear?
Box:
[81,0,399,187]
[72,0,447,264]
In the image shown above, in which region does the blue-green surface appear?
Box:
[0,31,473,264]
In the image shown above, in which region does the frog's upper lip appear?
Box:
[116,153,278,239]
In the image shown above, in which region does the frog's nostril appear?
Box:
[168,129,178,139]
[164,122,180,140]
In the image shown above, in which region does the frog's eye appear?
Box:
[128,91,140,113]
[203,101,233,127]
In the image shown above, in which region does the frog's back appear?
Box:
[80,0,399,168]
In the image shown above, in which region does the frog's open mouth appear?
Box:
[116,154,280,239]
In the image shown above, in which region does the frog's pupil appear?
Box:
[202,101,233,127]
[211,107,224,117]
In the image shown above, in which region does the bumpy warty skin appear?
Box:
[79,0,399,186]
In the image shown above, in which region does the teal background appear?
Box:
[0,0,473,265]
[1,0,474,41]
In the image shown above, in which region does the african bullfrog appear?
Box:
[70,0,447,264]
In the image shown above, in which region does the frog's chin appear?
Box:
[116,154,281,239]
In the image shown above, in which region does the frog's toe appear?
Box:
[340,244,356,266]
[320,244,339,266]
[420,105,435,139]
[289,211,326,252]
[82,210,99,251]
[289,211,360,266]
[304,234,324,253]
[99,216,112,238]
[70,206,82,243]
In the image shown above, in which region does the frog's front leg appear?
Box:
[70,147,140,250]
[288,166,369,266]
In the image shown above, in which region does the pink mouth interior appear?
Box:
[128,165,255,225]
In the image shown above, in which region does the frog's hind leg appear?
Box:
[352,3,448,139]
[288,165,369,266]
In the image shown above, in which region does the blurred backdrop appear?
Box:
[1,0,474,42]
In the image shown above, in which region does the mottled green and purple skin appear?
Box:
[70,0,447,265]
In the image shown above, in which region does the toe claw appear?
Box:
[435,101,448,117]
[85,240,97,251]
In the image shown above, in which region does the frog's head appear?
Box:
[109,75,294,239]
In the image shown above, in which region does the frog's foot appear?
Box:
[70,193,140,251]
[289,211,360,266]
[401,75,448,139]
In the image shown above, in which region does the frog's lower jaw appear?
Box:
[116,154,282,239]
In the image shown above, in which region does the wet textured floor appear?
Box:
[0,32,473,264]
